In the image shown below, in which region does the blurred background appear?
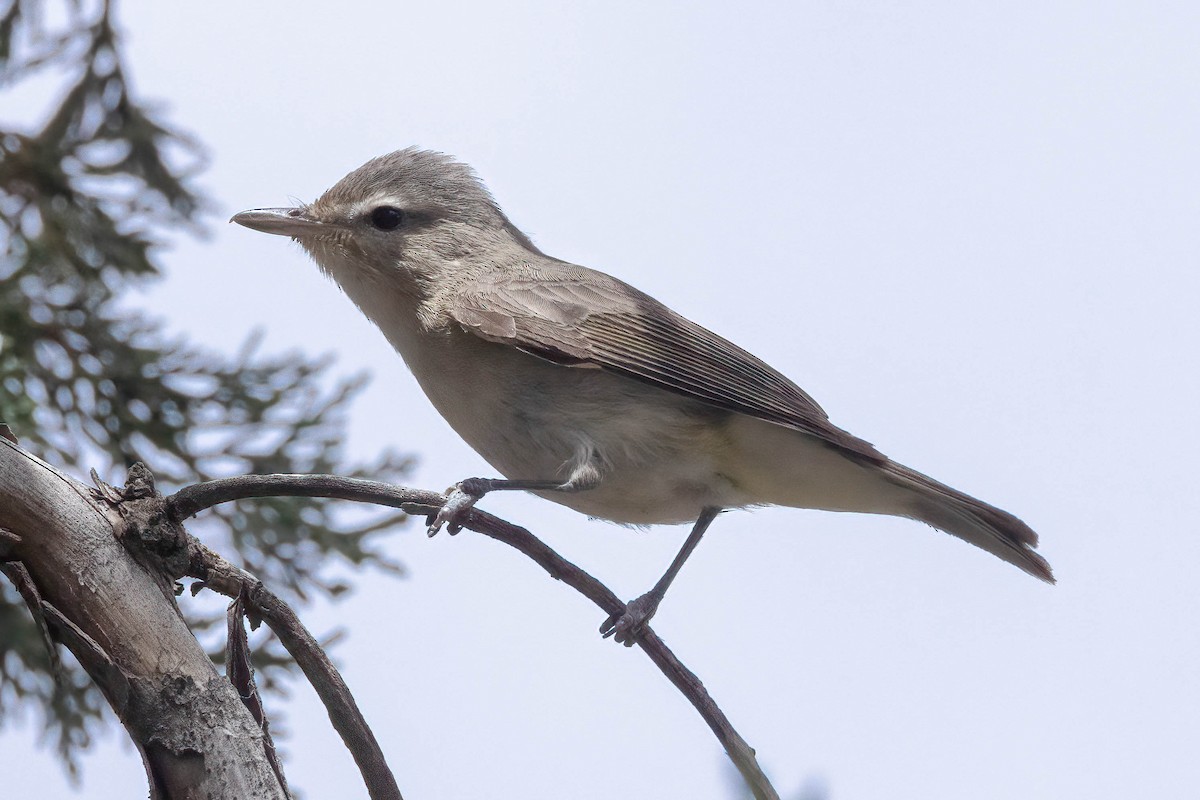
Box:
[2,2,1198,798]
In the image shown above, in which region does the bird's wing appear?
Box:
[444,265,884,462]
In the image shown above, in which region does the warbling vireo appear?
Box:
[233,148,1053,645]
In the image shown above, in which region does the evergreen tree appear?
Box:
[0,0,411,775]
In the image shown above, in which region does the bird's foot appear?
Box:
[599,590,662,647]
[426,478,490,536]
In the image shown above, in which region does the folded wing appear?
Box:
[445,263,884,463]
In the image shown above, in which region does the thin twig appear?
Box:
[1,557,65,682]
[228,587,290,798]
[0,526,21,560]
[41,602,131,715]
[464,512,776,799]
[186,536,402,800]
[169,474,440,521]
[166,475,780,800]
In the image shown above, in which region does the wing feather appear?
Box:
[445,265,883,462]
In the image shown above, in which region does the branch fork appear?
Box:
[2,450,778,800]
[166,472,781,800]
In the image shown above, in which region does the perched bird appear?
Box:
[233,148,1053,644]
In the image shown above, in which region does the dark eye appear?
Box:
[369,206,405,231]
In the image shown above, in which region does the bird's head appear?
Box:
[233,148,539,291]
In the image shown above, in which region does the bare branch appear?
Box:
[187,535,402,800]
[40,602,131,716]
[169,474,439,521]
[1,559,64,681]
[0,525,21,559]
[434,501,780,800]
[227,588,290,798]
[166,475,780,800]
[1,439,289,799]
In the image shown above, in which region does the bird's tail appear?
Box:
[882,461,1055,583]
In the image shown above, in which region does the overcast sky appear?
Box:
[5,2,1199,798]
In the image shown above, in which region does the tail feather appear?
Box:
[883,461,1055,583]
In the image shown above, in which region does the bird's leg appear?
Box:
[600,506,722,646]
[426,464,600,536]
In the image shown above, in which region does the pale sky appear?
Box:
[5,2,1199,798]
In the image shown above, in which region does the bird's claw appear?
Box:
[426,482,485,536]
[599,591,661,647]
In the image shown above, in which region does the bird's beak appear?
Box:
[231,207,329,238]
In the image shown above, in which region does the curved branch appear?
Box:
[186,536,402,800]
[167,475,780,800]
[169,474,439,521]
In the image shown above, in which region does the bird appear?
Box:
[233,147,1053,645]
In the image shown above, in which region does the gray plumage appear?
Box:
[234,147,1053,591]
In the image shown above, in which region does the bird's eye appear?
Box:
[369,206,405,231]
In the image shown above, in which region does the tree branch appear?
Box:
[0,558,63,681]
[226,588,290,798]
[0,440,289,799]
[0,526,20,559]
[167,474,780,800]
[186,534,402,800]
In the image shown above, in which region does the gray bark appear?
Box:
[0,439,287,799]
